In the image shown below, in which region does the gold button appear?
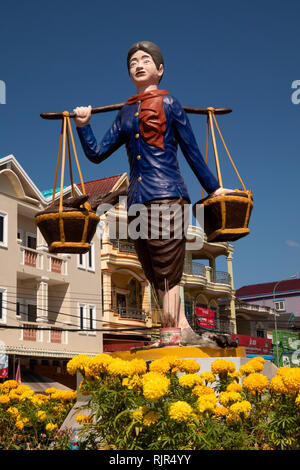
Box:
[138,176,142,182]
[134,112,139,117]
[135,133,140,139]
[137,100,141,103]
[136,155,141,160]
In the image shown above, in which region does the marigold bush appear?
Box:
[0,381,76,449]
[66,354,300,450]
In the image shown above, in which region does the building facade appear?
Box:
[0,155,103,387]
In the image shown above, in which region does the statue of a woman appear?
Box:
[74,41,234,348]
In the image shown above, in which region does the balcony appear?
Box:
[22,323,38,341]
[19,246,67,276]
[111,239,136,254]
[184,261,206,278]
[211,270,231,286]
[111,305,147,321]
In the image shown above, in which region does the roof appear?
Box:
[77,174,124,199]
[41,186,68,198]
[236,278,300,298]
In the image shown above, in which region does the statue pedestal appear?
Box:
[109,345,246,361]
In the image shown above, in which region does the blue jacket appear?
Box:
[76,93,220,209]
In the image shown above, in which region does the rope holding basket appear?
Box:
[193,107,253,243]
[35,111,100,254]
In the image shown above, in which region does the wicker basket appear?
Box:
[35,205,100,254]
[36,111,100,254]
[193,189,253,243]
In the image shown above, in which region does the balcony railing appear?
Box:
[211,270,231,286]
[19,246,67,276]
[50,327,62,343]
[190,315,235,335]
[184,261,206,278]
[22,323,38,341]
[111,239,137,254]
[112,305,147,321]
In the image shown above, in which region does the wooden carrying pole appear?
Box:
[40,104,232,120]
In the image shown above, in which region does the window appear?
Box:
[0,289,7,323]
[87,242,95,270]
[0,212,8,247]
[26,233,37,250]
[79,304,86,330]
[274,301,285,312]
[77,253,85,269]
[27,304,37,322]
[88,305,96,330]
[256,330,265,338]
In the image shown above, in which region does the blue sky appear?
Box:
[0,0,299,289]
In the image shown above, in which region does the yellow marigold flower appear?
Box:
[132,406,147,422]
[130,358,147,375]
[36,410,46,422]
[179,373,203,388]
[198,394,217,414]
[281,368,300,395]
[211,359,236,375]
[45,422,58,432]
[122,374,143,391]
[45,387,58,395]
[200,372,216,384]
[177,360,200,374]
[2,380,18,391]
[143,411,159,427]
[218,391,242,406]
[76,414,92,424]
[67,354,91,376]
[226,382,242,393]
[18,390,35,402]
[15,385,31,395]
[229,400,252,418]
[149,358,172,375]
[15,419,24,430]
[214,406,228,418]
[169,401,193,422]
[107,358,135,377]
[296,394,300,406]
[269,375,289,395]
[142,372,170,401]
[85,353,114,378]
[0,394,10,404]
[7,406,19,417]
[192,384,215,397]
[239,358,265,376]
[242,373,268,395]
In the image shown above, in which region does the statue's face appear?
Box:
[128,50,163,88]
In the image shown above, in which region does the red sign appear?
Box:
[231,334,272,355]
[195,307,215,330]
[0,354,8,378]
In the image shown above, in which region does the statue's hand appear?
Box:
[73,105,92,127]
[210,187,233,197]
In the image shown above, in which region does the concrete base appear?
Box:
[109,345,246,361]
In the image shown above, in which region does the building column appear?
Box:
[36,277,49,323]
[102,269,113,319]
[226,252,237,334]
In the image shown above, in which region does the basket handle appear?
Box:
[203,107,246,193]
[52,111,87,211]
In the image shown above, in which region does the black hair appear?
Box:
[127,41,164,80]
